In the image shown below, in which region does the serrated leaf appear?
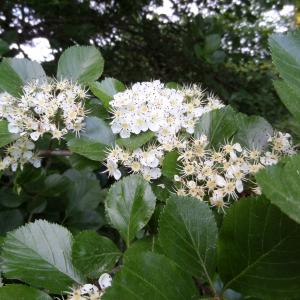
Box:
[0,60,23,96]
[159,195,217,283]
[89,77,125,108]
[1,220,84,293]
[102,252,198,300]
[162,150,180,178]
[256,153,300,224]
[72,231,121,278]
[68,116,114,161]
[116,131,155,151]
[195,106,238,148]
[270,30,300,94]
[105,174,156,246]
[57,45,104,83]
[4,58,46,84]
[0,120,18,148]
[234,114,273,150]
[218,197,300,299]
[274,80,300,122]
[0,284,52,300]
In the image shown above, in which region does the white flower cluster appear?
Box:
[110,81,223,145]
[0,136,41,171]
[175,132,295,212]
[0,79,88,171]
[67,273,112,300]
[106,81,224,180]
[105,145,164,181]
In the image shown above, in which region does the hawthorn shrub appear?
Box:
[0,30,299,300]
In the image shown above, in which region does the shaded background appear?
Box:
[0,0,298,126]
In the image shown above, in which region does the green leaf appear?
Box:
[162,150,180,178]
[0,120,18,148]
[274,80,300,122]
[0,189,25,208]
[0,39,9,56]
[68,116,114,161]
[116,131,155,151]
[0,209,24,235]
[57,45,104,83]
[1,220,84,293]
[102,252,198,300]
[256,153,300,224]
[269,30,300,94]
[72,231,121,278]
[0,284,52,300]
[105,174,156,246]
[159,195,217,283]
[64,169,104,215]
[205,33,221,53]
[89,77,125,108]
[195,106,238,148]
[0,60,23,96]
[234,114,273,150]
[4,58,46,84]
[218,197,300,299]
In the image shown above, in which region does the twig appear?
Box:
[38,150,72,157]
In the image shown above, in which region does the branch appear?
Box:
[38,150,72,157]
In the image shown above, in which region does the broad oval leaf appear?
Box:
[0,60,23,96]
[89,77,125,109]
[105,174,156,246]
[102,252,198,300]
[195,106,238,148]
[159,195,218,283]
[234,114,273,150]
[269,30,300,94]
[57,45,104,83]
[4,58,46,84]
[1,220,84,293]
[0,284,52,300]
[0,120,18,148]
[218,197,300,299]
[256,153,300,224]
[68,116,114,161]
[72,231,121,278]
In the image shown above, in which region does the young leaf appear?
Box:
[4,58,47,84]
[67,116,115,161]
[256,153,300,224]
[159,195,218,285]
[102,252,198,300]
[269,30,300,94]
[116,131,155,151]
[0,284,52,300]
[1,220,84,293]
[105,174,156,246]
[0,120,18,148]
[194,106,238,148]
[218,197,300,299]
[57,45,104,83]
[72,231,121,278]
[89,77,125,108]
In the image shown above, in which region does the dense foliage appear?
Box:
[0,27,299,299]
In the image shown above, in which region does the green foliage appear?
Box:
[103,252,198,300]
[159,196,217,283]
[116,131,155,151]
[105,174,156,246]
[0,60,23,96]
[218,197,300,299]
[0,120,18,148]
[0,284,52,300]
[72,231,121,279]
[161,150,180,178]
[1,220,84,293]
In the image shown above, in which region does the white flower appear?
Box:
[80,284,99,295]
[106,159,121,180]
[98,273,112,290]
